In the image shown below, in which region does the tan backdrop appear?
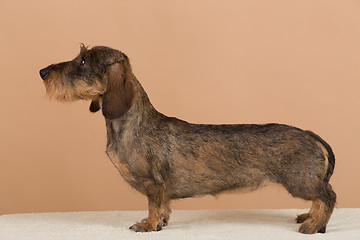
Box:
[0,0,359,214]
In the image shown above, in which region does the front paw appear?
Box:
[129,219,162,232]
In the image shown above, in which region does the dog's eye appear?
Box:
[80,58,86,66]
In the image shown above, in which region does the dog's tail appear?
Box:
[306,130,335,183]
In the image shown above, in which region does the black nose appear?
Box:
[39,68,50,80]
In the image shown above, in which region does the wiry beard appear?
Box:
[43,74,105,102]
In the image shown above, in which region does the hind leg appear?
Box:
[298,199,326,233]
[285,182,336,234]
[298,183,336,234]
[296,197,324,223]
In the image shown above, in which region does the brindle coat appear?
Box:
[40,45,336,234]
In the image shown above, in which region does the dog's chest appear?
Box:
[105,120,151,185]
[106,148,133,180]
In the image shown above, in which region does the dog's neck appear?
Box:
[105,77,163,136]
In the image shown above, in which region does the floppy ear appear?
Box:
[102,62,136,119]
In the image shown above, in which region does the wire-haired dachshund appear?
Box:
[40,45,336,234]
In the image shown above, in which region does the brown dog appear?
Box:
[40,45,336,234]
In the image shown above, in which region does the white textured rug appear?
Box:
[1,209,359,240]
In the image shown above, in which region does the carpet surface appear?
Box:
[1,209,359,240]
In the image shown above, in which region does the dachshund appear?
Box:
[40,45,336,234]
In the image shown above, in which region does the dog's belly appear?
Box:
[164,157,269,199]
[165,175,268,199]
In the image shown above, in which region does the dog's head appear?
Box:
[40,45,136,119]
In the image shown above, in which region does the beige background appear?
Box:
[1,0,359,214]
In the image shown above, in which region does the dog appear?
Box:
[40,45,336,234]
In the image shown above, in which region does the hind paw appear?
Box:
[296,213,310,223]
[298,219,325,234]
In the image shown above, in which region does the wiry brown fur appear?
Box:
[40,45,337,234]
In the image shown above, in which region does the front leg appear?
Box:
[130,184,168,232]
